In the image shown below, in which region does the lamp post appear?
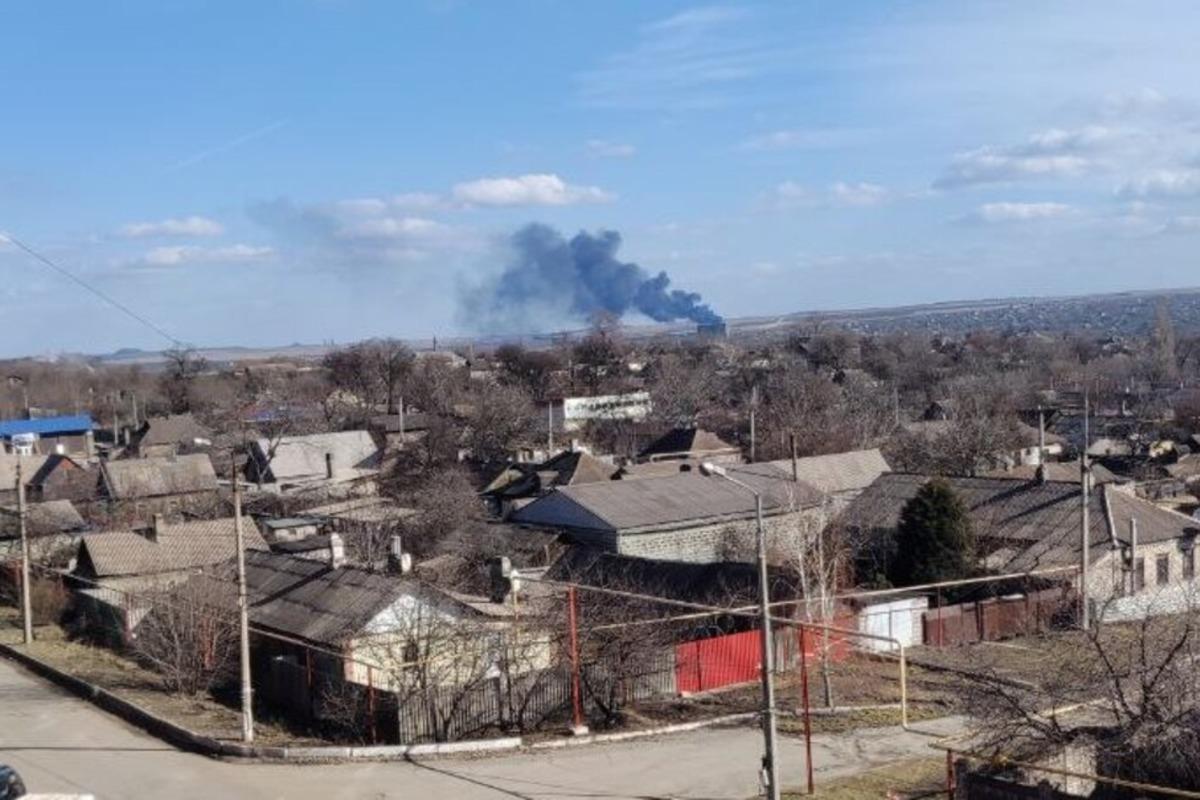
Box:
[699,461,781,800]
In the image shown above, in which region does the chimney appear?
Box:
[324,452,334,480]
[1035,463,1048,484]
[328,533,346,569]
[150,513,165,542]
[489,556,513,603]
[389,534,412,574]
[1037,406,1046,466]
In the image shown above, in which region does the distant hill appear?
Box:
[63,285,1200,366]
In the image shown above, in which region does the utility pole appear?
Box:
[17,458,32,644]
[699,463,780,800]
[232,464,255,742]
[749,385,759,464]
[1080,391,1091,630]
[789,433,799,483]
[547,400,555,454]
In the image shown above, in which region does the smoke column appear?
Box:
[461,223,721,330]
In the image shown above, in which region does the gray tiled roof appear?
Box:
[766,448,890,495]
[134,414,211,447]
[250,430,380,483]
[841,473,1200,573]
[513,466,824,533]
[101,454,218,499]
[76,517,268,578]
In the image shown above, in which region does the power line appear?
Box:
[1,232,184,348]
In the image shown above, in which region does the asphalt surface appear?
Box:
[0,658,964,799]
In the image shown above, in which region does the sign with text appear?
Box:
[562,391,651,430]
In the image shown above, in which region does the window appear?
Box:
[1133,557,1146,593]
[1185,548,1196,581]
[1157,554,1170,587]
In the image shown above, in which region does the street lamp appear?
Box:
[699,461,781,800]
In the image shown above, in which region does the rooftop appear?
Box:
[512,465,824,534]
[766,448,890,495]
[101,453,218,499]
[0,415,93,439]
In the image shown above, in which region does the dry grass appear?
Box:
[781,757,947,799]
[0,605,313,745]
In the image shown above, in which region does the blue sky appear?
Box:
[3,1,1200,355]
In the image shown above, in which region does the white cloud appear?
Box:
[337,217,445,240]
[829,181,888,207]
[585,139,637,159]
[740,128,870,152]
[773,180,890,208]
[451,173,614,207]
[140,243,274,267]
[119,216,224,238]
[576,5,787,110]
[936,148,1091,189]
[1117,169,1200,198]
[966,202,1076,223]
[1160,215,1200,234]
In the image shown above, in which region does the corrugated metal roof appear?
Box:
[0,415,93,438]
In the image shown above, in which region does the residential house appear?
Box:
[0,453,49,504]
[765,448,890,511]
[98,453,220,515]
[188,547,558,741]
[128,414,212,458]
[0,414,94,457]
[246,430,382,491]
[842,473,1200,623]
[0,499,87,561]
[511,465,826,564]
[72,516,270,639]
[369,409,433,450]
[482,449,618,516]
[637,427,742,465]
[25,453,95,502]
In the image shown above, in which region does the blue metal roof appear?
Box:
[0,415,94,438]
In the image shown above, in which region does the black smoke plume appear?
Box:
[462,223,721,330]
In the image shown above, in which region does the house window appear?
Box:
[1185,548,1196,581]
[1133,557,1146,593]
[1157,554,1170,587]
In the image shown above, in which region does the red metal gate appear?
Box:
[675,629,762,694]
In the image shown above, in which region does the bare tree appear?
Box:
[160,348,209,414]
[132,579,238,695]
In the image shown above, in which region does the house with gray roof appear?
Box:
[842,472,1200,622]
[511,466,826,564]
[246,430,382,489]
[129,413,212,458]
[99,453,219,514]
[766,448,890,506]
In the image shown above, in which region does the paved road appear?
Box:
[0,658,964,799]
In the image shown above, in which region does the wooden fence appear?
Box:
[924,587,1076,647]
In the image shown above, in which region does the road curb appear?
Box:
[0,640,743,762]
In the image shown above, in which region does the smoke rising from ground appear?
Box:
[461,223,721,331]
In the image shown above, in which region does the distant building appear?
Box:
[99,453,220,515]
[637,427,742,465]
[128,414,212,458]
[246,430,382,490]
[0,414,94,457]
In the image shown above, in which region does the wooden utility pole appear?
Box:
[232,464,255,742]
[17,458,32,644]
[1080,391,1091,630]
